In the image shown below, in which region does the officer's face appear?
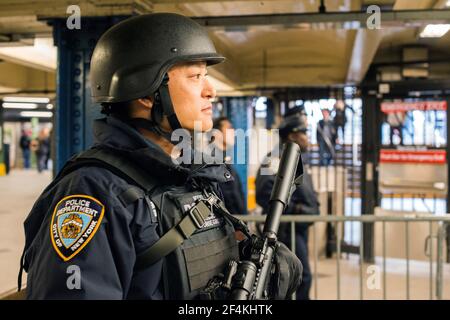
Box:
[168,61,216,131]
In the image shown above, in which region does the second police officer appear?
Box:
[256,113,319,300]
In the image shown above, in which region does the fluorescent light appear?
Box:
[46,104,53,110]
[3,96,50,103]
[446,0,450,7]
[420,24,450,38]
[20,111,53,118]
[2,102,38,109]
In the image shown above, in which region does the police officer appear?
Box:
[256,114,319,300]
[211,117,246,216]
[19,13,301,300]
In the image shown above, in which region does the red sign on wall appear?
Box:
[380,149,447,164]
[381,101,447,113]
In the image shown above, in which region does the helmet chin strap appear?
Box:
[128,73,182,142]
[156,74,182,131]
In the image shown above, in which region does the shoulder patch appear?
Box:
[50,195,105,262]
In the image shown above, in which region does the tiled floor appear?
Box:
[0,169,51,294]
[310,254,450,300]
[0,169,449,300]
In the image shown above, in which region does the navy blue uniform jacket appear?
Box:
[22,116,232,299]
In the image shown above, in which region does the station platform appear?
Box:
[0,169,51,294]
[313,255,450,300]
[1,169,449,299]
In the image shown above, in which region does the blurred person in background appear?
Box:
[36,128,50,173]
[19,129,31,169]
[45,129,52,169]
[211,117,247,216]
[317,108,336,166]
[386,111,405,146]
[332,100,353,145]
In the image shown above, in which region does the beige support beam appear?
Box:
[241,64,346,87]
[206,33,241,90]
[0,61,55,93]
[346,29,384,84]
[0,0,139,17]
[393,0,436,10]
[150,0,281,2]
[0,48,56,73]
[345,0,440,84]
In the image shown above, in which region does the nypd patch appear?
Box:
[50,195,105,262]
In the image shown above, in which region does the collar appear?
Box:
[93,116,233,184]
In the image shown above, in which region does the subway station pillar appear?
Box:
[51,17,126,173]
[222,97,252,212]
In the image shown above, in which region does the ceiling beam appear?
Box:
[192,9,450,30]
[0,61,55,93]
[0,47,56,73]
[2,2,450,27]
[200,32,241,93]
[345,0,443,84]
[0,1,141,18]
[393,0,436,10]
[346,29,384,84]
[151,0,282,2]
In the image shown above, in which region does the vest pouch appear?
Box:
[151,186,239,299]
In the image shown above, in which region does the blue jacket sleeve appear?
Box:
[24,167,162,300]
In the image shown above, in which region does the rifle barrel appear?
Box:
[263,142,301,236]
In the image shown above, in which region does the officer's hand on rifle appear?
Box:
[238,238,302,300]
[271,242,302,300]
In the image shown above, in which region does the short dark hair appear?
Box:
[100,101,133,120]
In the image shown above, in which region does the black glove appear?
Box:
[270,242,303,300]
[237,236,302,300]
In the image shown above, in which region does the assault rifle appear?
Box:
[200,142,303,300]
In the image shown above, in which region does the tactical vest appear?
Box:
[20,146,240,300]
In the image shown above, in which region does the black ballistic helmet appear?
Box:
[91,13,224,103]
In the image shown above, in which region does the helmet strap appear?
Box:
[156,74,182,131]
[127,117,174,143]
[126,74,182,143]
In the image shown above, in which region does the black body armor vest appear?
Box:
[55,146,240,299]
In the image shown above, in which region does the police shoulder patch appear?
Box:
[50,194,105,262]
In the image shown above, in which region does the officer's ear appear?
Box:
[129,97,154,119]
[136,96,154,109]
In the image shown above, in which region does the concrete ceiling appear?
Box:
[0,0,450,96]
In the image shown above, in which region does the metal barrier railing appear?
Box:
[2,214,448,300]
[235,214,450,300]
